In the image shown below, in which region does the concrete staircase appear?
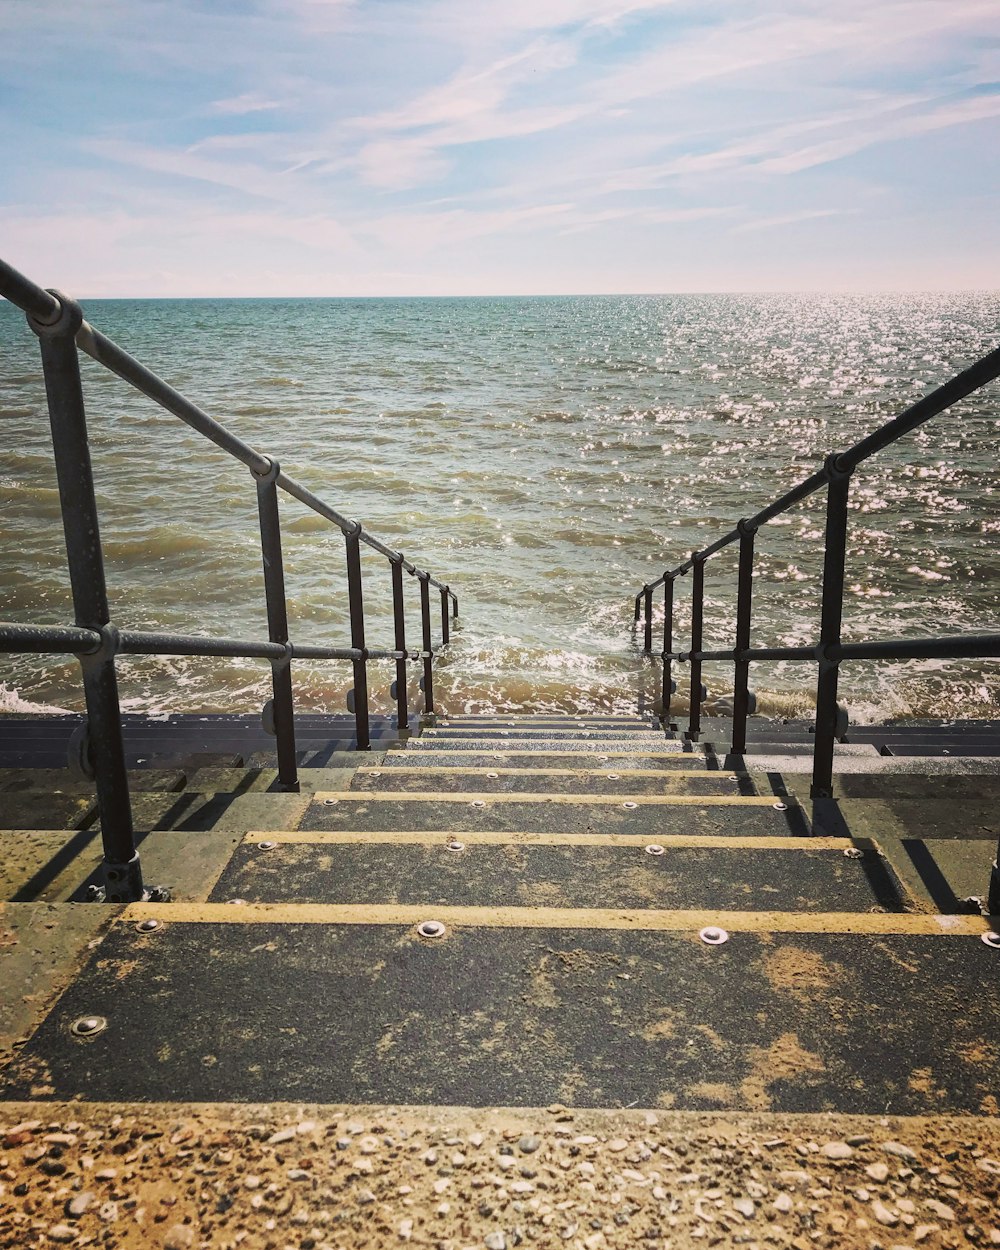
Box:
[2,712,999,1114]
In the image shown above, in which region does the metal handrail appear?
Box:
[0,255,460,903]
[630,342,1000,801]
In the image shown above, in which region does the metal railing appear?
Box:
[0,257,458,902]
[631,344,1000,799]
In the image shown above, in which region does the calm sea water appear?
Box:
[1,293,997,723]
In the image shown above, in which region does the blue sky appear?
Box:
[1,0,998,295]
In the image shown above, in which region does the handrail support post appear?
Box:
[344,526,370,750]
[731,521,757,755]
[254,458,298,791]
[391,557,409,738]
[419,572,435,721]
[660,575,674,725]
[29,292,143,902]
[687,554,707,741]
[811,463,852,798]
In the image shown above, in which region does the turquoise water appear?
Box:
[1,292,997,721]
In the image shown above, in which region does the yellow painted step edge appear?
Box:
[122,901,992,936]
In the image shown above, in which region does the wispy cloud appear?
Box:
[210,92,284,116]
[1,0,996,293]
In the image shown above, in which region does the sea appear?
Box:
[1,292,997,724]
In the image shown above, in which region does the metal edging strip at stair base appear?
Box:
[357,766,740,779]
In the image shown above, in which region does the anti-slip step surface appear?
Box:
[349,769,756,796]
[299,795,810,836]
[4,916,995,1113]
[209,838,904,912]
[424,729,668,741]
[407,739,686,753]
[381,751,708,770]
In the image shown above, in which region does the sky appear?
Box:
[1,0,998,296]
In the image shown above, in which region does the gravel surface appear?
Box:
[2,1104,999,1249]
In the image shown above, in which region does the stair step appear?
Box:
[301,793,808,837]
[350,767,755,796]
[382,751,707,770]
[407,738,685,753]
[211,834,901,911]
[424,728,667,741]
[3,907,992,1111]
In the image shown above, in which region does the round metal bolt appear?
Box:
[493,753,503,760]
[607,773,621,781]
[323,798,339,806]
[772,801,788,811]
[70,1015,107,1038]
[843,847,864,860]
[645,844,666,856]
[417,920,446,939]
[597,754,609,762]
[257,840,277,851]
[471,799,486,808]
[699,926,730,946]
[623,801,638,809]
[486,771,499,779]
[227,898,247,906]
[369,770,382,778]
[446,840,465,852]
[135,918,160,933]
[982,931,1000,949]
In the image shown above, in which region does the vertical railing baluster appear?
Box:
[661,574,674,725]
[28,291,142,902]
[440,585,450,645]
[731,520,756,755]
[344,523,370,750]
[634,593,642,625]
[419,571,435,718]
[451,592,459,621]
[688,553,706,741]
[254,457,298,790]
[811,459,852,798]
[643,585,653,654]
[391,555,409,738]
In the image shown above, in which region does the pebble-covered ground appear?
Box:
[1,1105,999,1250]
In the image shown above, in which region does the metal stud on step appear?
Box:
[772,802,788,811]
[227,898,247,906]
[486,771,499,779]
[446,840,465,852]
[135,918,160,933]
[623,801,638,809]
[70,1015,107,1038]
[982,931,1000,949]
[645,844,666,856]
[843,847,864,859]
[369,770,382,778]
[607,773,621,780]
[324,798,339,805]
[471,799,486,808]
[257,840,277,851]
[699,926,730,946]
[417,920,446,939]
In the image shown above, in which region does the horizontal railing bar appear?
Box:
[832,633,1000,662]
[118,630,287,659]
[290,644,360,661]
[0,258,61,325]
[0,622,101,654]
[0,623,416,664]
[681,635,1000,665]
